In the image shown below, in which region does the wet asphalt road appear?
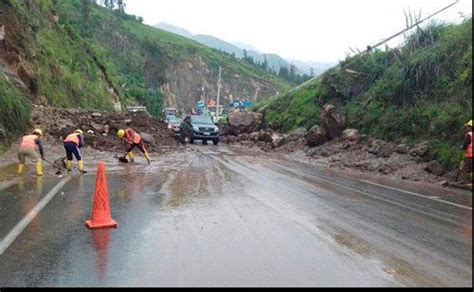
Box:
[0,145,472,287]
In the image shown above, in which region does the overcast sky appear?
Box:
[124,0,472,63]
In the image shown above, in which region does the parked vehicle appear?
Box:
[180,115,219,145]
[163,108,178,121]
[167,116,182,133]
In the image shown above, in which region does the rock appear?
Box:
[259,131,273,143]
[367,161,380,171]
[91,113,103,118]
[140,133,155,145]
[249,132,260,142]
[380,145,395,158]
[239,133,249,141]
[227,112,263,135]
[440,181,449,186]
[367,139,394,158]
[91,122,103,132]
[396,144,411,155]
[410,142,429,157]
[103,125,110,134]
[272,136,288,149]
[287,127,307,141]
[379,165,393,175]
[424,161,444,176]
[342,129,359,142]
[320,104,347,140]
[306,126,328,147]
[227,135,238,143]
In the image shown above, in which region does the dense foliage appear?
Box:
[260,19,472,170]
[0,0,288,143]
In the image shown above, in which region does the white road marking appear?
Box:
[359,179,472,211]
[0,177,71,256]
[0,180,19,191]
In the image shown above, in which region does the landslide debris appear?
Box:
[30,105,176,153]
[220,106,465,187]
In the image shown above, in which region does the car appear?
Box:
[167,116,182,133]
[180,115,219,145]
[163,108,178,121]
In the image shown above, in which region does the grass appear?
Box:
[0,0,290,149]
[0,76,31,140]
[262,18,472,171]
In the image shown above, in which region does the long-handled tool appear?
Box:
[455,160,465,182]
[43,158,65,175]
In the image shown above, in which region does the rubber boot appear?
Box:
[66,160,73,173]
[78,160,87,174]
[144,152,151,165]
[18,164,24,176]
[36,160,43,177]
[127,152,135,163]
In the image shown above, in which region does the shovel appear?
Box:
[43,158,66,175]
[114,154,129,164]
[455,160,465,182]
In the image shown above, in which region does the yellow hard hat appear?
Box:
[33,129,43,138]
[117,129,125,139]
[75,129,84,135]
[466,120,473,128]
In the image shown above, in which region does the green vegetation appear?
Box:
[0,76,31,140]
[261,18,472,170]
[0,0,289,145]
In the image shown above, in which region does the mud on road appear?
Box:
[0,145,471,287]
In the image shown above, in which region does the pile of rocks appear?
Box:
[220,104,352,152]
[29,105,175,153]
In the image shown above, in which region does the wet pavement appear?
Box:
[0,145,472,287]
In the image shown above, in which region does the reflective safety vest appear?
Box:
[64,133,80,145]
[466,131,473,159]
[125,128,141,144]
[20,135,38,151]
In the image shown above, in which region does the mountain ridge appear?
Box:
[155,22,333,76]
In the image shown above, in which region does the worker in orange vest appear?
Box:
[17,129,45,176]
[462,120,473,185]
[64,129,87,174]
[117,128,151,164]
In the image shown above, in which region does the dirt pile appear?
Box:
[29,105,176,153]
[221,105,467,187]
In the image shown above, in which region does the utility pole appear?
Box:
[216,66,222,122]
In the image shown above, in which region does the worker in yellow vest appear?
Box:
[17,129,45,176]
[64,129,87,174]
[117,128,151,164]
[462,120,473,185]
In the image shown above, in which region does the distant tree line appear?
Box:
[80,0,143,23]
[242,49,312,85]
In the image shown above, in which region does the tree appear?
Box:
[116,0,126,13]
[279,66,290,80]
[261,56,268,70]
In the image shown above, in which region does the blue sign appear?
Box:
[242,101,254,108]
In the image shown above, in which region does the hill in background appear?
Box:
[155,22,334,78]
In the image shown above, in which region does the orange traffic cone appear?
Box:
[86,162,118,229]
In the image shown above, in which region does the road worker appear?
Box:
[17,129,45,176]
[461,120,473,185]
[117,128,151,164]
[64,129,87,174]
